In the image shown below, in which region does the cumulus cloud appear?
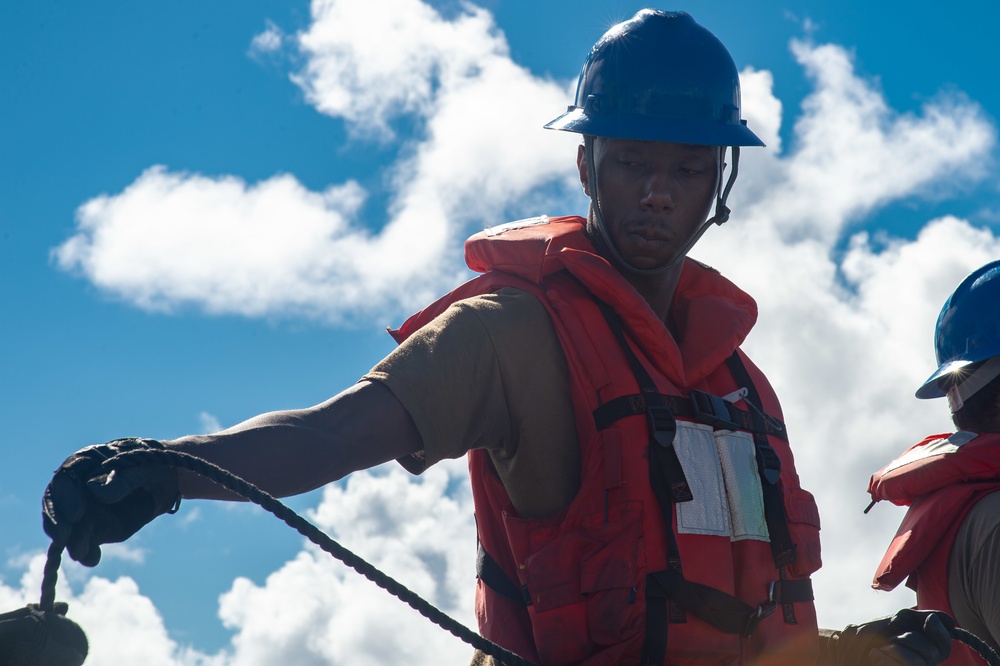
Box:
[40,0,1000,661]
[1,462,475,665]
[52,0,580,324]
[0,552,193,666]
[51,172,384,322]
[748,40,992,243]
[99,543,149,565]
[248,20,285,58]
[199,412,224,434]
[215,461,476,665]
[695,39,998,624]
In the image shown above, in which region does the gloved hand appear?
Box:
[42,438,181,567]
[0,602,88,666]
[827,609,954,666]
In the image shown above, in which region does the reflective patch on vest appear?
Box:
[715,430,769,542]
[882,431,979,474]
[674,421,731,536]
[673,422,770,542]
[484,215,550,236]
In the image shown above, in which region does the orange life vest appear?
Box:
[870,431,1000,666]
[391,216,822,665]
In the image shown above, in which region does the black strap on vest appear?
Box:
[593,388,788,441]
[473,299,813,664]
[476,541,530,606]
[596,303,696,507]
[724,352,802,623]
[593,304,813,665]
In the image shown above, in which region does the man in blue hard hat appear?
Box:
[41,10,953,665]
[869,260,1000,666]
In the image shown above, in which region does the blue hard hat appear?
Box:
[544,9,764,147]
[916,260,1000,399]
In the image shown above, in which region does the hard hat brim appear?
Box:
[916,340,1000,399]
[544,108,766,147]
[915,359,975,399]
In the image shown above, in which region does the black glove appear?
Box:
[827,609,954,666]
[42,438,181,567]
[0,602,88,666]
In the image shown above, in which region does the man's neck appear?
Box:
[624,269,682,325]
[584,218,683,323]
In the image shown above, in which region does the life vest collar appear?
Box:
[465,215,758,389]
[868,431,999,506]
[870,431,1000,594]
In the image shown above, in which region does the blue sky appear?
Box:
[3,0,1000,663]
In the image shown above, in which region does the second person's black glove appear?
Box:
[826,609,954,666]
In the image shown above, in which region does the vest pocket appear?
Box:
[783,487,822,577]
[504,501,644,665]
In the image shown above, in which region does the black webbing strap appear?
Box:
[640,397,803,661]
[595,305,717,645]
[775,578,814,604]
[641,570,815,664]
[725,352,801,622]
[641,437,687,666]
[595,304,814,664]
[593,390,788,440]
[476,541,530,606]
[474,299,813,660]
[474,538,815,619]
[646,570,758,634]
[596,302,693,504]
[594,304,690,666]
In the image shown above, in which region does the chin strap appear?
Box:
[583,136,740,276]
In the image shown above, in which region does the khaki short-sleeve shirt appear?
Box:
[948,489,1000,651]
[363,287,579,519]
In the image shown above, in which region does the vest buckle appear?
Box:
[646,403,677,448]
[690,389,739,430]
[743,581,779,636]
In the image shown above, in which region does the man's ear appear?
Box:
[577,143,591,197]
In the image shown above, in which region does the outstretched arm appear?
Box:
[167,379,423,500]
[43,379,422,566]
[43,289,535,567]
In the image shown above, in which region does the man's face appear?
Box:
[578,138,720,271]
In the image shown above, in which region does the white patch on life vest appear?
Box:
[715,429,769,542]
[674,421,731,537]
[673,421,770,542]
[484,215,550,237]
[882,430,980,474]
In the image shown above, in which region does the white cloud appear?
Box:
[198,412,224,434]
[42,0,1000,661]
[175,505,203,528]
[51,171,388,323]
[1,462,476,665]
[731,41,994,247]
[739,67,783,152]
[0,552,200,666]
[695,41,998,626]
[99,543,148,565]
[215,461,476,665]
[53,0,580,325]
[248,20,285,57]
[292,0,498,139]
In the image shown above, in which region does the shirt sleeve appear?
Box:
[948,490,1000,652]
[363,288,535,473]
